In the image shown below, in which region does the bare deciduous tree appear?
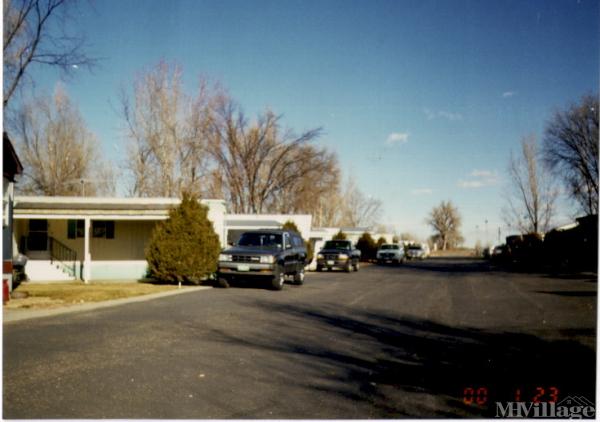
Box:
[11,85,115,196]
[427,200,463,250]
[120,61,218,197]
[504,135,557,234]
[271,144,340,222]
[206,96,325,213]
[3,0,96,108]
[399,232,419,242]
[337,177,383,228]
[543,94,599,216]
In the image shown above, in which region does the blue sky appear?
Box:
[22,0,599,245]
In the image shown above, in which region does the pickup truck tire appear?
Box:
[316,265,323,272]
[353,261,360,271]
[293,268,305,285]
[344,261,352,272]
[271,266,285,291]
[216,277,230,288]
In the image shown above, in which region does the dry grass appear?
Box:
[6,282,178,309]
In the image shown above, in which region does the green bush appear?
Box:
[332,230,347,240]
[356,232,377,261]
[145,193,221,284]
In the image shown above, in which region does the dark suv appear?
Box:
[216,229,307,290]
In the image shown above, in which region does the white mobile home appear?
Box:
[13,197,227,282]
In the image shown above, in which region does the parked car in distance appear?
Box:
[217,229,307,290]
[376,243,405,265]
[316,240,361,272]
[406,243,429,260]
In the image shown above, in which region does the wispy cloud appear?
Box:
[423,108,463,121]
[386,132,409,145]
[410,188,433,195]
[458,180,485,189]
[458,169,499,189]
[502,91,517,98]
[470,169,495,178]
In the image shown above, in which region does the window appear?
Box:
[238,232,282,247]
[67,220,85,239]
[92,221,115,239]
[292,234,304,247]
[67,220,115,239]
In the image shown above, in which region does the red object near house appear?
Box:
[3,279,9,304]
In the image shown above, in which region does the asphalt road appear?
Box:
[3,258,597,418]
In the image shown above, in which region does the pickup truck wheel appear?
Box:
[344,261,352,272]
[316,265,322,272]
[271,266,285,291]
[216,277,230,288]
[353,261,360,271]
[293,268,305,285]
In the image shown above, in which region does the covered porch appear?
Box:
[13,197,181,282]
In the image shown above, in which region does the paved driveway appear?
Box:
[3,259,596,418]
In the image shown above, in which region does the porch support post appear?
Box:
[83,218,91,283]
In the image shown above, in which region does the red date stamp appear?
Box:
[463,386,560,406]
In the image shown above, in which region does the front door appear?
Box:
[27,219,48,251]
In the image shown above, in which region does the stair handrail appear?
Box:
[49,237,77,278]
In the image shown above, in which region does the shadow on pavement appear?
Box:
[535,290,597,297]
[400,258,492,274]
[209,301,596,417]
[401,258,598,284]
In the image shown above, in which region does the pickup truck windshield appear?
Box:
[323,241,351,250]
[381,245,399,250]
[238,233,282,248]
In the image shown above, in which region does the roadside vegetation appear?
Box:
[145,192,221,284]
[356,232,377,261]
[7,282,178,309]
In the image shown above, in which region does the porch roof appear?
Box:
[13,196,224,220]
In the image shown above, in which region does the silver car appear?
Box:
[376,244,405,265]
[406,243,429,260]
